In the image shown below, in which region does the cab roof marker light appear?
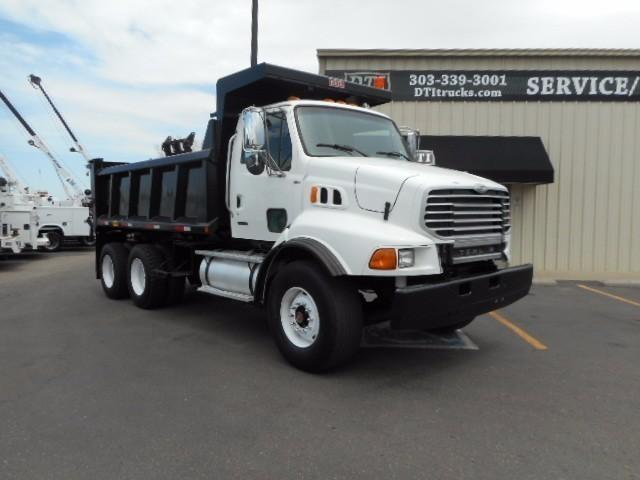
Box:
[374,76,387,89]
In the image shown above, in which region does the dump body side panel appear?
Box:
[91,149,220,235]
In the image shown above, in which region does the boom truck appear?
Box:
[91,64,533,371]
[0,156,49,254]
[0,89,93,251]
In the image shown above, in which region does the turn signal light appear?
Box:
[369,248,397,270]
[310,186,319,203]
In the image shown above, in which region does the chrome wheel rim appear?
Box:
[130,258,146,296]
[280,287,320,349]
[101,254,115,288]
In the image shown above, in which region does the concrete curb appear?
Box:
[602,280,640,287]
[533,278,558,286]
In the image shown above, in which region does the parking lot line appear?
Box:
[489,310,548,350]
[577,284,640,308]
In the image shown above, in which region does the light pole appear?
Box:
[251,0,258,67]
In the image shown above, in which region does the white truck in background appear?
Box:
[91,64,533,372]
[0,88,94,251]
[0,172,48,254]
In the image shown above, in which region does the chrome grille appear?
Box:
[424,188,511,238]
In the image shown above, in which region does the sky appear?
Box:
[0,0,639,197]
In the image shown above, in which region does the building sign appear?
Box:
[325,70,640,102]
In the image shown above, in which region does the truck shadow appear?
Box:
[158,287,478,378]
[0,248,93,271]
[0,252,47,271]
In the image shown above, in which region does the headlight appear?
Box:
[398,248,415,268]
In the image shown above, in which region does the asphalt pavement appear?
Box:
[1,250,638,479]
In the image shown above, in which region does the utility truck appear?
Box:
[0,89,93,251]
[0,171,49,254]
[91,64,533,371]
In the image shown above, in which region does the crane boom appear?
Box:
[0,88,85,203]
[28,75,93,165]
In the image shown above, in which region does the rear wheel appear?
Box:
[267,261,363,372]
[43,231,62,252]
[100,243,129,299]
[81,236,96,247]
[127,244,168,309]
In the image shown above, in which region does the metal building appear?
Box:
[318,49,640,280]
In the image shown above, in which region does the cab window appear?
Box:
[266,110,292,171]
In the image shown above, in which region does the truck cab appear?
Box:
[229,99,511,274]
[91,63,532,372]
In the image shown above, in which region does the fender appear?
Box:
[38,223,66,235]
[254,237,347,305]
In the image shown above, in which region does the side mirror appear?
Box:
[399,126,419,160]
[242,107,266,153]
[415,150,436,165]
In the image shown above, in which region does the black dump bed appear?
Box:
[91,149,220,235]
[91,63,391,237]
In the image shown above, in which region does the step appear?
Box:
[197,285,254,303]
[195,249,265,264]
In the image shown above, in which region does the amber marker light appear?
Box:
[310,186,319,203]
[374,76,387,89]
[369,248,397,270]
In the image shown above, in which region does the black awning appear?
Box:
[419,135,554,184]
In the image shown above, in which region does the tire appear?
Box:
[43,231,63,252]
[427,316,476,334]
[100,243,130,299]
[267,261,363,372]
[127,244,168,309]
[81,236,96,247]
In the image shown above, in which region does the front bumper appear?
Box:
[0,238,23,254]
[388,264,533,330]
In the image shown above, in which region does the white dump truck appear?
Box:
[91,64,532,371]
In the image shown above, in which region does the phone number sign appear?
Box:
[325,70,640,102]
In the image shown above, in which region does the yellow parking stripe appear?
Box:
[489,311,548,350]
[577,284,640,308]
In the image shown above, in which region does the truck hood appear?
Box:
[349,157,505,213]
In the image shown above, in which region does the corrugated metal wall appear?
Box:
[319,53,640,279]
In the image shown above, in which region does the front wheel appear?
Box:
[267,261,363,372]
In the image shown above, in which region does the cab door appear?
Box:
[228,108,302,241]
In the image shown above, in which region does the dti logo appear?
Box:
[343,72,391,90]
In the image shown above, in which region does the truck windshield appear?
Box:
[295,106,410,159]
